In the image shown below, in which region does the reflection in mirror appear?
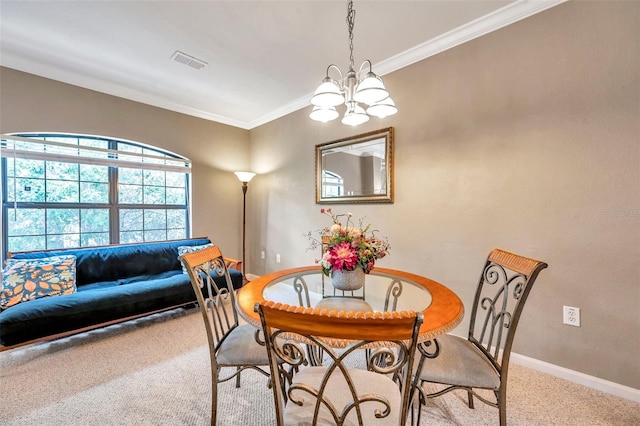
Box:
[316,127,393,204]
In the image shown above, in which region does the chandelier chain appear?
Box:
[347,0,355,70]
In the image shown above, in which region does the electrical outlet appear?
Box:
[563,306,581,327]
[261,251,265,259]
[276,253,281,263]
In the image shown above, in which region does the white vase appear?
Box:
[331,268,365,291]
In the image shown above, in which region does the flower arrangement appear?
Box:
[305,208,390,277]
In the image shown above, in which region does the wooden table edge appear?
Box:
[236,266,464,341]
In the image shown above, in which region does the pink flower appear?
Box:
[326,242,358,271]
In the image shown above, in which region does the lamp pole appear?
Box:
[240,181,248,279]
[234,172,256,283]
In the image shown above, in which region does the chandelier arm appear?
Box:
[358,59,373,76]
[326,64,344,85]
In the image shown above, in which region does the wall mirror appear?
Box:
[316,127,394,204]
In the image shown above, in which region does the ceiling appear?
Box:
[0,1,562,130]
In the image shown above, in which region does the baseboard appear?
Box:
[510,352,640,403]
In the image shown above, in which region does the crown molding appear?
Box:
[1,52,252,130]
[248,0,566,130]
[376,0,567,76]
[2,0,566,131]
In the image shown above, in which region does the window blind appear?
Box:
[1,134,191,173]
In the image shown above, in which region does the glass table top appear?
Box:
[262,268,432,313]
[237,266,464,343]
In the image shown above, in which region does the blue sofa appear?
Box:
[0,237,243,350]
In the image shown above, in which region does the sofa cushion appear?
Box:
[0,270,191,346]
[1,255,77,310]
[9,238,212,287]
[0,267,244,347]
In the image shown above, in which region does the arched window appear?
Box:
[1,133,191,255]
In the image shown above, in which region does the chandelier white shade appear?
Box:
[342,103,369,126]
[366,96,398,118]
[310,77,345,107]
[309,105,340,122]
[310,0,397,126]
[353,73,389,105]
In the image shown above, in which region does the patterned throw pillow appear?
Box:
[1,255,77,310]
[177,243,213,273]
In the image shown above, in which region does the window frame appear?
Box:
[1,133,192,257]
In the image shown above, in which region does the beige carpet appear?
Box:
[1,307,638,425]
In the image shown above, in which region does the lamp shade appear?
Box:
[353,72,389,105]
[310,105,339,122]
[234,171,256,183]
[366,96,398,118]
[310,78,345,107]
[341,104,369,126]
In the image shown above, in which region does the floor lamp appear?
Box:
[234,171,256,283]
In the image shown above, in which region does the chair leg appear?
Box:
[413,383,426,426]
[497,389,506,426]
[467,389,475,409]
[211,368,219,426]
[411,394,426,425]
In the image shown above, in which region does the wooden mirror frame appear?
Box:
[315,127,394,204]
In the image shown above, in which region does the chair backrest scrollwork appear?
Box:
[256,301,423,426]
[468,249,548,373]
[179,246,239,355]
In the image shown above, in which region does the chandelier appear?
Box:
[309,0,397,126]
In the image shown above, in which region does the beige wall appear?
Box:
[248,1,639,389]
[0,67,252,260]
[0,0,637,391]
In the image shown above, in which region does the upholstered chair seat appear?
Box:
[286,366,402,425]
[418,333,500,389]
[216,323,270,365]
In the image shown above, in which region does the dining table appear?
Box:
[236,266,464,345]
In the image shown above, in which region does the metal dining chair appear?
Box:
[413,248,548,425]
[256,300,423,426]
[179,245,273,425]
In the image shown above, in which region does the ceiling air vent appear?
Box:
[171,51,207,70]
